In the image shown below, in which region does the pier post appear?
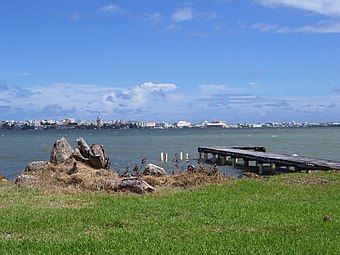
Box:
[258,162,264,175]
[204,153,208,162]
[185,152,189,163]
[270,163,277,175]
[180,152,183,160]
[221,156,226,166]
[164,153,168,163]
[160,152,164,162]
[212,154,217,164]
[231,158,236,167]
[244,159,249,167]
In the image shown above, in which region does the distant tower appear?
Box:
[96,116,103,128]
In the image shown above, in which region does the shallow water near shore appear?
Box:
[1,127,340,179]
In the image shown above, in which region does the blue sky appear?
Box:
[1,0,340,123]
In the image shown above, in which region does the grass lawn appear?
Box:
[0,171,339,254]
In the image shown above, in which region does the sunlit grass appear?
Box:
[0,171,339,254]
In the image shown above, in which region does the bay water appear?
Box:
[1,127,340,180]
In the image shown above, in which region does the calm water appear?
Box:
[1,127,340,179]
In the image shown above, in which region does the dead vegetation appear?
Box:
[11,161,234,195]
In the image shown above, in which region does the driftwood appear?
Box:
[76,137,110,169]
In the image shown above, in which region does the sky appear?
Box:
[1,0,340,124]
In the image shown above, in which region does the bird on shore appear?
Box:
[68,162,79,175]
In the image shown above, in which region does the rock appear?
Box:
[324,215,333,221]
[97,179,120,190]
[50,138,74,164]
[96,169,110,176]
[118,177,155,193]
[25,161,52,172]
[243,172,261,179]
[143,163,166,176]
[187,164,196,173]
[0,175,8,183]
[15,174,39,185]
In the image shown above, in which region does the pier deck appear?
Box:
[198,146,340,174]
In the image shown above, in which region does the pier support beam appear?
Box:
[258,162,264,175]
[221,156,226,166]
[270,163,277,175]
[244,159,249,167]
[212,154,217,164]
[231,158,236,167]
[204,153,208,162]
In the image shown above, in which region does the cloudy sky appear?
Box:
[1,0,340,123]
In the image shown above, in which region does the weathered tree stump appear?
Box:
[76,137,110,169]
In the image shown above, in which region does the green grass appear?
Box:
[0,172,339,254]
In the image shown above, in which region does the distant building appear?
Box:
[155,122,169,128]
[176,120,191,128]
[63,118,76,125]
[96,116,103,128]
[206,121,228,128]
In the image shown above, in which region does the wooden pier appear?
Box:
[198,146,340,174]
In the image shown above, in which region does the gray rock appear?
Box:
[324,215,333,221]
[50,138,74,164]
[187,164,195,173]
[15,174,39,185]
[96,169,110,176]
[25,161,51,172]
[119,177,155,193]
[143,163,166,176]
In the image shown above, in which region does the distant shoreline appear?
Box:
[1,122,340,131]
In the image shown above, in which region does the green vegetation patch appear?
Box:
[0,171,339,254]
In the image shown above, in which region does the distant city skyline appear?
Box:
[1,0,340,123]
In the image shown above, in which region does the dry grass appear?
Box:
[12,162,234,195]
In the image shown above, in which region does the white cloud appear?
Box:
[171,8,193,22]
[69,13,82,21]
[13,72,32,76]
[100,4,121,13]
[250,19,340,33]
[103,82,177,113]
[143,12,163,24]
[164,24,182,31]
[256,0,340,17]
[199,84,244,94]
[2,81,340,123]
